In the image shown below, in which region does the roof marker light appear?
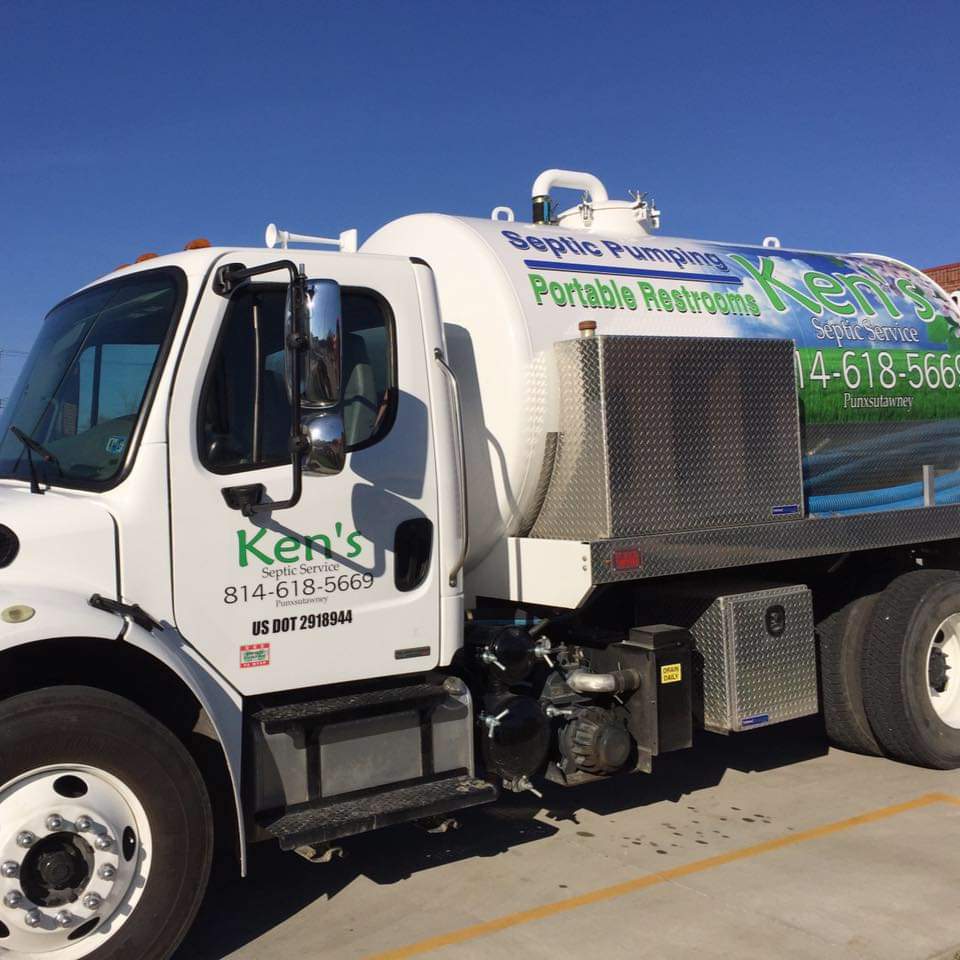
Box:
[184,238,211,250]
[135,253,159,263]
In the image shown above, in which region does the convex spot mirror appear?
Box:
[285,278,346,476]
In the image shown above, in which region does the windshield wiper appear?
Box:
[9,426,61,495]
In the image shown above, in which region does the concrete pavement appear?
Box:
[176,719,960,960]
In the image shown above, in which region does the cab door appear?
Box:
[168,254,440,693]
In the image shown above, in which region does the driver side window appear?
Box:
[200,285,396,473]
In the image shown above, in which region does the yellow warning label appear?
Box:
[660,663,682,684]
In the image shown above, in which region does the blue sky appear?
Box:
[2,0,958,393]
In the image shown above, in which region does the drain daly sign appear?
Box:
[502,229,960,423]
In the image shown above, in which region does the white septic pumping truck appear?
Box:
[1,168,960,958]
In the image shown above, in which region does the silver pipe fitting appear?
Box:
[565,668,641,695]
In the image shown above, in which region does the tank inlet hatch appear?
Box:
[531,169,660,236]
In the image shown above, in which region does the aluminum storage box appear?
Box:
[689,584,818,733]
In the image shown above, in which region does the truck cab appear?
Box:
[0,246,470,688]
[0,244,490,959]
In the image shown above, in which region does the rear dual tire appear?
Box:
[817,593,883,757]
[861,570,960,769]
[820,569,960,770]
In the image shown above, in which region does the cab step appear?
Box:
[261,775,498,849]
[252,682,447,733]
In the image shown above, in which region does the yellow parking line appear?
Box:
[929,791,960,806]
[364,792,960,960]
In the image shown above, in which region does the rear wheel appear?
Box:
[0,686,213,959]
[862,569,960,769]
[817,593,883,757]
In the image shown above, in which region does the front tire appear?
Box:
[0,686,213,959]
[862,570,960,769]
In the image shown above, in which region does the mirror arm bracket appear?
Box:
[214,259,304,297]
[217,259,310,517]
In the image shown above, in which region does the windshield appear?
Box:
[0,269,183,488]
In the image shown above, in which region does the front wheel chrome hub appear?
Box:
[0,765,152,957]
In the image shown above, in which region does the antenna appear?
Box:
[264,224,358,253]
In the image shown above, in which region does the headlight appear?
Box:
[0,526,20,568]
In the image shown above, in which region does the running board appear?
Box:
[261,775,498,849]
[252,683,447,734]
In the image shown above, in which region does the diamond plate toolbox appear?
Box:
[529,335,804,540]
[691,585,818,732]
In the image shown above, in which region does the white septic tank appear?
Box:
[363,171,960,569]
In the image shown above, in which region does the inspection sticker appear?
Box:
[660,663,682,684]
[240,642,271,669]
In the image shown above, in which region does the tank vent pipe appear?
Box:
[532,169,609,223]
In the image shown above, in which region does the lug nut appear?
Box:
[45,814,63,832]
[82,893,102,910]
[94,835,112,851]
[98,863,117,881]
[75,816,93,833]
[1,862,18,879]
[54,910,72,927]
[24,909,42,928]
[16,832,35,849]
[4,890,22,908]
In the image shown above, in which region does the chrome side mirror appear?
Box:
[302,411,346,476]
[302,279,342,408]
[285,279,343,408]
[285,278,346,476]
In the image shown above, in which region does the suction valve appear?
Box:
[480,709,509,739]
[534,638,555,668]
[477,626,541,685]
[480,649,507,672]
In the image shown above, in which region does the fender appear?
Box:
[0,583,248,873]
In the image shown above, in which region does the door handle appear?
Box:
[221,483,265,516]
